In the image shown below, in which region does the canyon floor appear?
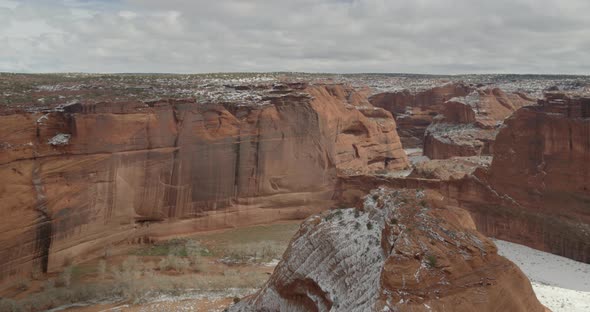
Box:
[32,222,589,312]
[0,222,296,312]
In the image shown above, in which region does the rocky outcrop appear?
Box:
[443,88,535,127]
[423,123,498,159]
[305,86,408,175]
[409,156,492,180]
[441,93,590,262]
[423,88,535,159]
[369,83,473,148]
[0,84,408,284]
[231,188,545,312]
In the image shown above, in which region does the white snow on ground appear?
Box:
[404,148,429,167]
[532,283,590,312]
[404,148,423,156]
[494,239,590,312]
[494,240,590,291]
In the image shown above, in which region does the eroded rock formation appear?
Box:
[423,88,535,159]
[0,83,407,284]
[231,188,545,312]
[369,83,473,148]
[442,93,590,262]
[423,123,498,159]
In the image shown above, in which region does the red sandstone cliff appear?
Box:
[369,83,473,148]
[231,188,545,312]
[0,84,408,284]
[441,93,590,262]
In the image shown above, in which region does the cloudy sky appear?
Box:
[1,0,589,74]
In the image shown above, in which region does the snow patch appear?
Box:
[48,133,71,146]
[495,239,590,312]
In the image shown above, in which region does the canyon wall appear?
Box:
[442,93,590,262]
[336,92,590,263]
[0,84,408,283]
[369,83,473,148]
[423,88,535,159]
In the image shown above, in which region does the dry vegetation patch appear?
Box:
[1,223,300,311]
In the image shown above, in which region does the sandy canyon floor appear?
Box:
[22,222,586,312]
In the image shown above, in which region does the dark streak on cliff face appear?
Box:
[165,107,182,219]
[34,218,52,273]
[33,119,52,274]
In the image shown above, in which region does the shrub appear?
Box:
[159,255,190,273]
[31,265,43,280]
[426,254,437,268]
[0,298,23,312]
[103,246,113,259]
[220,241,283,264]
[185,239,211,257]
[366,222,373,230]
[42,279,55,291]
[168,243,186,257]
[189,254,205,272]
[375,169,388,175]
[57,266,72,287]
[120,280,148,304]
[19,282,117,311]
[122,256,142,273]
[97,260,107,280]
[16,279,31,291]
[110,265,124,280]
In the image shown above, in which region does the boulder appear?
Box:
[231,188,546,312]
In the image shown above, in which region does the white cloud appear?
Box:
[0,0,589,74]
[0,0,18,9]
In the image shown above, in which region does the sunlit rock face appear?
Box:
[231,188,546,312]
[0,83,408,284]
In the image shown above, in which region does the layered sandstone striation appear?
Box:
[441,93,590,262]
[231,188,545,312]
[369,83,473,148]
[0,83,407,283]
[423,88,535,159]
